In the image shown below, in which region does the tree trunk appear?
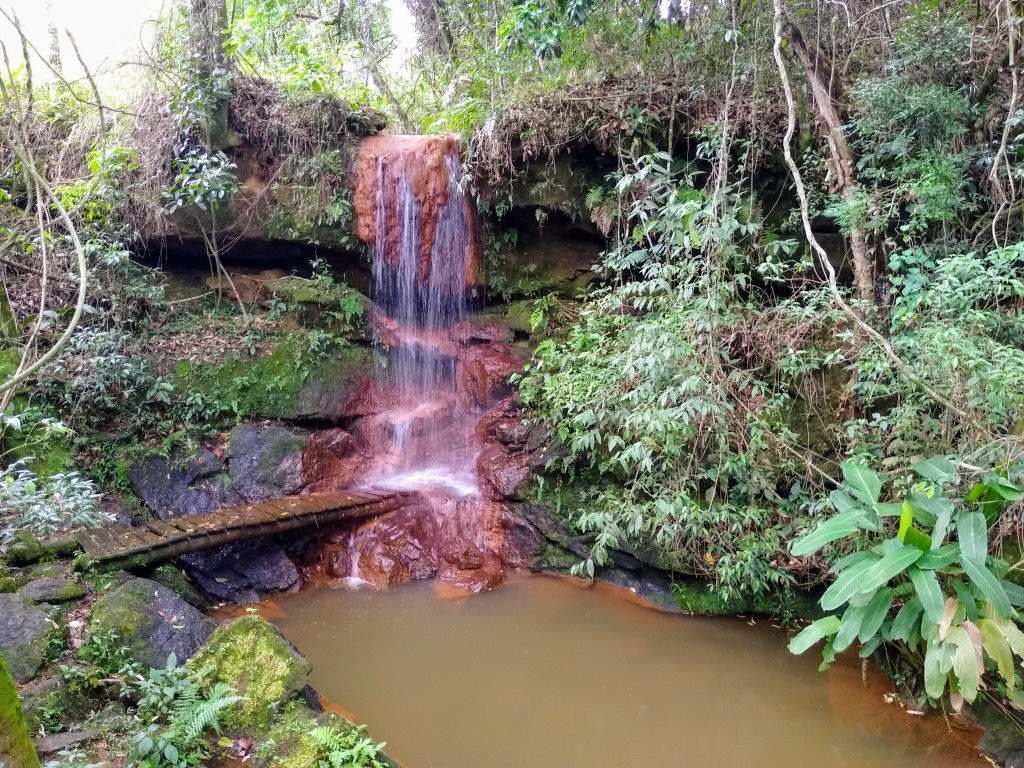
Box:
[357,0,413,131]
[786,23,875,306]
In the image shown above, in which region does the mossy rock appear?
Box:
[0,654,40,768]
[88,577,215,669]
[176,334,374,423]
[188,615,311,732]
[0,575,18,593]
[0,593,50,681]
[256,702,397,768]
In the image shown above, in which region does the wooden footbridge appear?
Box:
[73,488,415,570]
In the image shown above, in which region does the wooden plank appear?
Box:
[166,517,200,535]
[145,519,182,539]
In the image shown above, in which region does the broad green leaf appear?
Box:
[834,604,868,652]
[859,634,884,658]
[843,461,882,506]
[820,558,883,612]
[788,616,841,655]
[962,557,1012,618]
[791,511,865,557]
[990,476,1023,502]
[951,579,978,623]
[979,618,1016,687]
[913,456,958,484]
[957,510,988,566]
[903,526,933,552]
[897,500,913,541]
[948,625,981,703]
[924,640,955,699]
[917,543,960,570]
[890,598,923,642]
[858,541,924,594]
[1002,580,1024,608]
[909,566,945,624]
[830,550,879,574]
[984,608,1024,659]
[828,489,859,514]
[859,587,895,643]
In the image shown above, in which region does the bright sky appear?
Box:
[0,0,415,85]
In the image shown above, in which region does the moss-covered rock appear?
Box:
[176,334,375,423]
[255,702,397,768]
[18,576,86,604]
[0,593,50,681]
[0,654,40,768]
[88,577,215,669]
[188,615,311,731]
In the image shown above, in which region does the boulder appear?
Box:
[0,593,50,682]
[18,576,86,605]
[128,449,235,520]
[88,578,215,669]
[188,615,311,731]
[455,343,524,408]
[181,539,300,603]
[477,443,532,500]
[228,423,306,501]
[301,428,368,492]
[0,654,40,768]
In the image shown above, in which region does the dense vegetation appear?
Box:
[0,0,1023,755]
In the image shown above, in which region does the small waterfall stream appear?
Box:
[341,134,503,591]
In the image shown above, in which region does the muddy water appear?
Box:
[256,575,986,768]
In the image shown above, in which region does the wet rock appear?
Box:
[0,593,50,682]
[189,615,312,731]
[89,577,215,669]
[128,449,235,520]
[973,696,1024,767]
[319,530,354,579]
[353,505,441,589]
[181,539,300,604]
[228,423,306,501]
[437,549,505,593]
[34,728,100,756]
[597,565,683,613]
[302,428,368,492]
[477,443,532,500]
[0,654,40,768]
[456,343,524,408]
[18,576,86,605]
[449,317,513,345]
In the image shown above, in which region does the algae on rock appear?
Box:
[188,615,311,731]
[0,654,40,768]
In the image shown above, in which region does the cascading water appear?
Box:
[338,134,507,591]
[365,147,477,495]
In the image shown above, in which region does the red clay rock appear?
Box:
[456,343,524,408]
[448,318,513,345]
[352,505,442,589]
[301,429,368,492]
[353,134,483,288]
[437,549,505,593]
[477,443,532,501]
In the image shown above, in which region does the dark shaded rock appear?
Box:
[0,654,40,768]
[128,449,235,520]
[144,564,208,610]
[189,615,311,731]
[181,539,300,604]
[0,593,50,681]
[228,423,306,501]
[973,696,1024,767]
[18,576,86,605]
[597,565,683,613]
[34,728,99,755]
[89,577,215,669]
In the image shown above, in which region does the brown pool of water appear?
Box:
[246,574,987,768]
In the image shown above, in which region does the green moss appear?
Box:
[144,565,206,609]
[177,333,373,422]
[671,580,755,615]
[0,575,17,592]
[256,702,396,768]
[188,616,311,732]
[0,655,40,768]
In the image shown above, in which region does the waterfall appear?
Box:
[361,139,480,498]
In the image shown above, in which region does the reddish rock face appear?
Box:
[477,443,531,501]
[456,343,524,408]
[302,429,369,492]
[351,504,442,589]
[448,318,513,345]
[353,134,484,289]
[437,550,505,593]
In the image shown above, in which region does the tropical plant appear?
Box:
[789,458,1024,709]
[0,459,105,546]
[308,724,388,768]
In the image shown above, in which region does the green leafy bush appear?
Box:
[790,458,1024,708]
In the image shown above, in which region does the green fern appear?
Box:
[309,724,387,768]
[170,681,241,743]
